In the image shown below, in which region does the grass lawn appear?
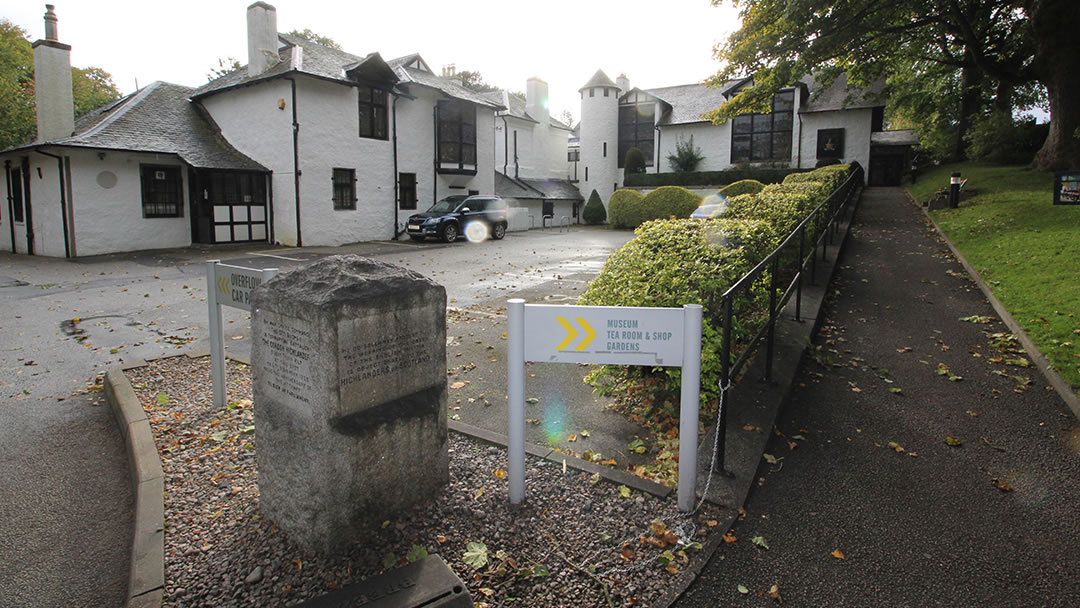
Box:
[906,162,1080,396]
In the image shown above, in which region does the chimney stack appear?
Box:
[33,4,74,142]
[442,64,456,78]
[616,74,630,95]
[247,2,279,78]
[526,77,549,128]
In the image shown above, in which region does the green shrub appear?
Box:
[582,189,606,224]
[624,147,647,174]
[579,218,775,406]
[608,189,646,229]
[641,186,701,222]
[966,112,1048,165]
[719,179,765,197]
[667,135,705,172]
[624,167,808,188]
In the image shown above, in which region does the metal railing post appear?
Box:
[716,295,732,468]
[795,226,804,322]
[764,255,778,382]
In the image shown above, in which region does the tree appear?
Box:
[457,70,500,93]
[557,109,575,128]
[706,0,1079,170]
[286,29,341,49]
[624,147,646,174]
[667,135,705,172]
[206,57,241,82]
[0,20,36,149]
[582,189,607,224]
[0,19,121,149]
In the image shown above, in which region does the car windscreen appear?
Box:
[427,199,461,213]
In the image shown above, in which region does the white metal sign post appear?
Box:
[507,299,703,512]
[206,260,277,407]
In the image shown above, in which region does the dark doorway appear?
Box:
[190,170,269,244]
[869,152,904,186]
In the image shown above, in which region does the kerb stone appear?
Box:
[251,255,448,553]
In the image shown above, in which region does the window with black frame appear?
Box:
[398,172,417,210]
[437,100,477,172]
[9,167,24,222]
[358,85,388,140]
[618,103,655,168]
[332,168,356,210]
[140,165,183,217]
[730,90,794,163]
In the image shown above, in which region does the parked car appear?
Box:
[690,194,728,219]
[406,195,509,242]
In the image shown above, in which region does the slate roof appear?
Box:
[646,83,735,125]
[495,172,582,201]
[195,38,499,109]
[579,69,617,92]
[799,73,885,113]
[13,81,266,171]
[480,90,572,130]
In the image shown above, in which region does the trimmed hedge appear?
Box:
[719,179,765,197]
[624,166,809,188]
[608,189,646,229]
[579,218,774,404]
[641,186,701,221]
[582,189,606,224]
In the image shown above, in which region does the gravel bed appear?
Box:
[126,355,721,607]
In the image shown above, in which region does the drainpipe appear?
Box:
[796,111,803,169]
[501,115,508,176]
[432,104,438,206]
[392,93,402,238]
[4,160,14,251]
[285,76,302,247]
[35,149,70,258]
[513,130,519,179]
[654,125,662,173]
[22,158,33,255]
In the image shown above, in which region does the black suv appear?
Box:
[406,195,509,242]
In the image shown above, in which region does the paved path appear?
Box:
[675,188,1080,606]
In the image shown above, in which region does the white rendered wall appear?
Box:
[798,108,874,174]
[200,79,297,244]
[578,85,619,210]
[395,86,496,215]
[66,149,192,256]
[295,77,394,246]
[657,122,733,172]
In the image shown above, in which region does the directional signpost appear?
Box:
[507,300,703,512]
[206,260,277,407]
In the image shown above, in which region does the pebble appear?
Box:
[126,356,722,608]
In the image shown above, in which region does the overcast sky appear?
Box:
[5,0,742,123]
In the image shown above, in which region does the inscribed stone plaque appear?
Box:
[251,255,448,553]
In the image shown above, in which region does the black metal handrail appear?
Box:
[713,163,864,468]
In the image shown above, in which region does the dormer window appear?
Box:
[358,85,388,140]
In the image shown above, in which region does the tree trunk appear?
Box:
[954,65,982,161]
[1028,0,1080,170]
[993,81,1012,115]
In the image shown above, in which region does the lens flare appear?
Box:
[542,399,568,444]
[465,221,489,243]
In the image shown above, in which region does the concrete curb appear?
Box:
[105,367,165,608]
[105,351,253,608]
[912,192,1080,420]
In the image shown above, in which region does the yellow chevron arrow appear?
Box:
[555,316,578,350]
[218,276,230,295]
[574,317,595,351]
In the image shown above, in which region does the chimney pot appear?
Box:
[44,4,58,41]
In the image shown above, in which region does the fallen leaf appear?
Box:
[831,548,845,559]
[768,583,783,603]
[737,584,749,594]
[722,533,737,543]
[580,430,590,437]
[568,434,577,442]
[752,536,769,550]
[665,563,679,575]
[991,478,1014,492]
[944,436,964,447]
[463,542,489,569]
[743,424,757,431]
[525,397,540,404]
[494,468,507,480]
[706,520,718,528]
[450,381,466,389]
[619,547,637,562]
[619,485,631,498]
[436,535,447,544]
[474,487,485,500]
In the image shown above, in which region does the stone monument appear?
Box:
[251,255,448,552]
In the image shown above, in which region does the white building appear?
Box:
[573,69,916,212]
[2,3,501,257]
